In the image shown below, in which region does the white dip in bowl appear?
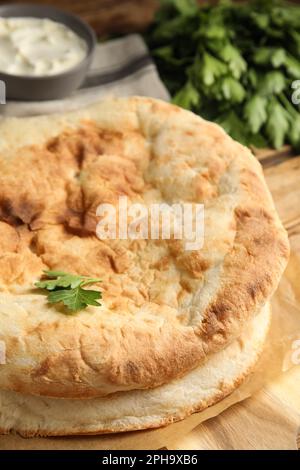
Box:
[0,17,88,77]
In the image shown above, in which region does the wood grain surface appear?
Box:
[173,367,300,450]
[172,389,300,450]
[0,0,159,35]
[2,0,299,36]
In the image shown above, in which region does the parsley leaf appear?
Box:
[265,98,289,149]
[284,55,300,79]
[35,271,102,313]
[253,47,287,68]
[221,77,246,103]
[152,45,191,66]
[244,95,268,134]
[200,53,228,86]
[271,49,287,68]
[217,111,249,146]
[250,12,270,30]
[172,80,200,109]
[173,0,198,16]
[258,71,286,96]
[48,287,102,312]
[218,43,247,79]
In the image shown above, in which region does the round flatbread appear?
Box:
[0,97,288,399]
[0,302,270,437]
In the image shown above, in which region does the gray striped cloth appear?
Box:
[1,35,170,117]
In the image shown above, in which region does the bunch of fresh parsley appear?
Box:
[146,0,300,149]
[35,271,102,313]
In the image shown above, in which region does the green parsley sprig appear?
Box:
[145,0,300,149]
[35,271,102,313]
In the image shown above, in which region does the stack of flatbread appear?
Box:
[0,97,289,437]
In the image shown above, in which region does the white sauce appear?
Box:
[0,17,88,76]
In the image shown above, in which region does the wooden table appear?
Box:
[0,0,159,35]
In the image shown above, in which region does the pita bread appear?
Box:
[0,302,270,437]
[0,98,288,401]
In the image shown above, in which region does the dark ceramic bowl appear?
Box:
[0,4,96,101]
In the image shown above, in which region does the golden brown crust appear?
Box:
[0,97,289,398]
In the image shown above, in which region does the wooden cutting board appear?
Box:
[171,371,300,450]
[171,148,300,450]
